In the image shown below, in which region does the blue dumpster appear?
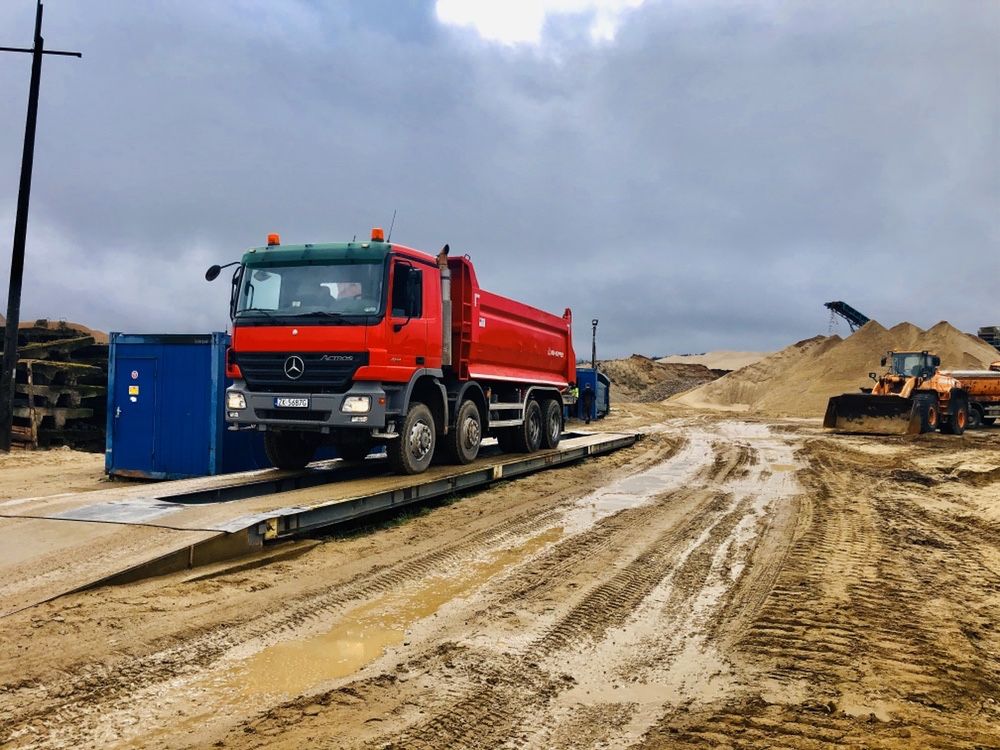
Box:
[569,367,610,422]
[105,332,270,479]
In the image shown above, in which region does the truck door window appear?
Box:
[392,263,422,318]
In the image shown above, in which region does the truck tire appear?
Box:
[968,403,984,430]
[264,431,317,470]
[541,398,563,449]
[445,399,482,464]
[389,402,436,474]
[512,399,543,453]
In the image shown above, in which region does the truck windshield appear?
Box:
[236,262,384,318]
[892,353,933,377]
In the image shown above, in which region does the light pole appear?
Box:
[591,318,598,372]
[0,1,81,451]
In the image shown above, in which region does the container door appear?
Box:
[111,357,157,471]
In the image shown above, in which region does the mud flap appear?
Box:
[823,394,922,435]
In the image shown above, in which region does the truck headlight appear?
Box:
[226,392,247,410]
[341,396,371,413]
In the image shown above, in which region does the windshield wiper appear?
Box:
[236,307,275,317]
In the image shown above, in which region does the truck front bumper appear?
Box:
[224,380,388,431]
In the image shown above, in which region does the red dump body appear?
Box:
[449,255,575,388]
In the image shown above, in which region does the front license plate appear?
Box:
[274,397,309,408]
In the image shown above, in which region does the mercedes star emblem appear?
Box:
[284,355,305,380]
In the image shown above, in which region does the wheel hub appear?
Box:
[463,416,481,450]
[409,420,433,460]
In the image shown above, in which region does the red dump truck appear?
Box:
[206,229,575,473]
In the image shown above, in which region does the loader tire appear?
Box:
[264,431,318,470]
[942,393,968,436]
[444,399,482,464]
[541,398,563,449]
[913,394,939,434]
[389,402,435,475]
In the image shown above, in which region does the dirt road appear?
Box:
[1,406,999,748]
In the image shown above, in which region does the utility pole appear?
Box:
[0,1,80,451]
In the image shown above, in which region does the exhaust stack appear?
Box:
[437,244,452,367]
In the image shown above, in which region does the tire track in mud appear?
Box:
[360,438,766,750]
[0,436,681,750]
[635,437,1000,750]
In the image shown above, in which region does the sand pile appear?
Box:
[657,350,767,371]
[673,321,1000,417]
[599,355,723,402]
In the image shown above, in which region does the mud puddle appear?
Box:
[116,527,564,748]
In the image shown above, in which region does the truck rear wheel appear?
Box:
[512,399,543,453]
[264,431,318,470]
[541,398,563,449]
[968,403,984,430]
[444,399,482,464]
[389,402,436,474]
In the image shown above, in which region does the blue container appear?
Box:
[570,367,611,422]
[105,332,270,479]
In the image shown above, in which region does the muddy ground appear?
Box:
[1,404,999,749]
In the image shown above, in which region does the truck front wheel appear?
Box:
[389,402,436,474]
[264,431,318,471]
[445,399,482,464]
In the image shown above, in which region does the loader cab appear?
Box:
[885,351,940,379]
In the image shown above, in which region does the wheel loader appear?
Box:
[824,351,969,435]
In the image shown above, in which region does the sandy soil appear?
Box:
[1,405,999,749]
[0,448,106,500]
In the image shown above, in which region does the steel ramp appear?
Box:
[0,431,636,617]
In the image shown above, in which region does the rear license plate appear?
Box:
[274,397,309,408]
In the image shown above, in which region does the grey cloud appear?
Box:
[0,0,997,358]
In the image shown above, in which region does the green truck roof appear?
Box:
[241,241,391,266]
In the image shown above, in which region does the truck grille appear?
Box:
[235,352,368,394]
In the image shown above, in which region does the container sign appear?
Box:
[128,385,139,396]
[131,370,139,380]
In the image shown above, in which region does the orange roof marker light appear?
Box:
[267,233,281,246]
[371,227,385,242]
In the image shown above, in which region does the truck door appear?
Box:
[388,260,428,370]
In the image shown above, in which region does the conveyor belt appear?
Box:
[0,431,636,616]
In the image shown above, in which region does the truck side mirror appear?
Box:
[205,265,222,281]
[932,356,941,367]
[869,372,878,381]
[880,357,887,367]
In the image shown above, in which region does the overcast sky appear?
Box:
[0,0,997,357]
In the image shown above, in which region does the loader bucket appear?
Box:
[823,393,922,435]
